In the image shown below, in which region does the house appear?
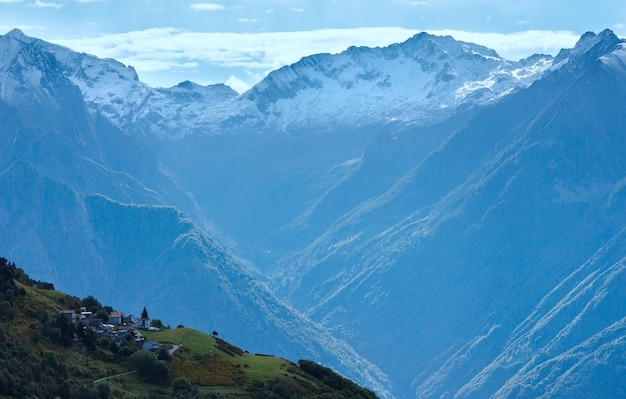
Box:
[59,310,77,322]
[143,341,160,351]
[109,312,124,325]
[79,311,92,323]
[88,318,103,329]
[117,326,133,336]
[137,317,150,330]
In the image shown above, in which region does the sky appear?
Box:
[1,0,625,93]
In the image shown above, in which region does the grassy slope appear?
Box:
[143,328,329,396]
[3,275,377,399]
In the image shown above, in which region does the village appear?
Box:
[57,306,165,352]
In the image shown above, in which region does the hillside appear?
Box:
[3,27,626,398]
[0,257,377,399]
[0,28,391,397]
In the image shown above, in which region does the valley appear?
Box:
[2,27,626,398]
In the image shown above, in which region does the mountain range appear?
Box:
[2,27,626,398]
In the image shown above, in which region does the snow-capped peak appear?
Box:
[556,29,620,61]
[235,31,553,132]
[551,29,624,73]
[5,28,28,40]
[8,29,622,139]
[0,29,242,138]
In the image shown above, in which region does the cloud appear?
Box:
[291,7,304,12]
[189,2,225,11]
[237,18,259,23]
[433,29,579,59]
[28,0,62,7]
[0,0,23,3]
[225,75,251,93]
[49,27,581,88]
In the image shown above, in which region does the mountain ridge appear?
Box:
[268,28,626,398]
[0,257,381,399]
[0,28,394,397]
[0,162,393,397]
[2,28,553,138]
[231,31,553,132]
[2,27,626,398]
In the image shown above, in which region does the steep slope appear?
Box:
[0,164,391,397]
[1,29,239,139]
[426,228,626,399]
[1,29,554,270]
[0,29,391,396]
[237,32,552,132]
[152,33,552,267]
[84,193,391,397]
[5,26,626,399]
[17,30,551,138]
[0,29,206,218]
[271,30,626,397]
[0,259,379,399]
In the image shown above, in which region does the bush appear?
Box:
[156,346,171,362]
[120,342,136,357]
[130,350,170,384]
[172,377,197,398]
[76,384,99,399]
[84,329,97,351]
[99,335,113,350]
[297,359,378,399]
[0,301,16,321]
[96,383,110,399]
[131,350,158,377]
[41,351,59,370]
[46,314,75,347]
[156,360,170,383]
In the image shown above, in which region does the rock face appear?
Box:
[2,26,626,398]
[0,29,391,398]
[270,29,626,398]
[236,32,552,132]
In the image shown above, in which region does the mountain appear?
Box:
[238,33,551,131]
[0,160,391,396]
[1,29,553,268]
[15,28,240,139]
[39,30,552,137]
[0,258,379,399]
[0,29,207,216]
[136,33,552,268]
[270,29,626,397]
[3,26,626,399]
[0,29,391,397]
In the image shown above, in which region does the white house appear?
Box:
[137,317,150,329]
[109,312,124,325]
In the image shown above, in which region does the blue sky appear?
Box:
[1,0,625,92]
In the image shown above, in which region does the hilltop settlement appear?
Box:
[0,257,380,399]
